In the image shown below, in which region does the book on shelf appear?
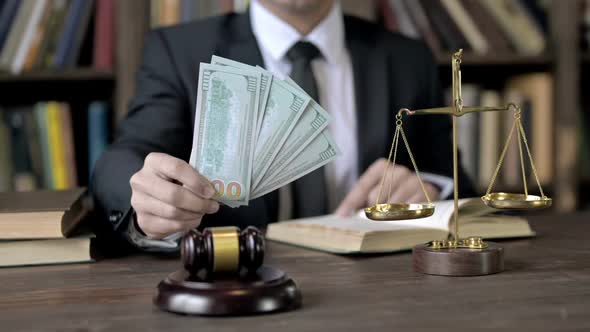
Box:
[266,198,534,254]
[0,188,94,267]
[0,0,105,74]
[442,73,554,193]
[87,101,109,178]
[376,0,548,56]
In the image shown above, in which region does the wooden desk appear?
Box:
[1,213,589,331]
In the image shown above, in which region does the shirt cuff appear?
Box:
[421,172,454,200]
[126,213,183,253]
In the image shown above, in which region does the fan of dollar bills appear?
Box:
[189,56,340,208]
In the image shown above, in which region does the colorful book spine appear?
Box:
[34,102,53,189]
[46,102,68,190]
[93,0,114,69]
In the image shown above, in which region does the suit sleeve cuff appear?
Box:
[125,211,183,253]
[421,172,454,200]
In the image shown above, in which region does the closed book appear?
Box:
[87,101,109,178]
[34,102,53,189]
[53,0,94,68]
[458,0,513,54]
[0,0,21,52]
[418,0,470,51]
[478,90,502,192]
[64,0,94,68]
[8,0,48,74]
[0,236,93,268]
[402,0,441,54]
[388,0,420,39]
[47,102,68,190]
[454,84,480,184]
[21,1,53,72]
[0,0,35,72]
[0,111,13,192]
[23,110,44,188]
[34,0,69,69]
[479,0,545,55]
[59,103,77,188]
[0,188,90,239]
[267,199,534,254]
[93,0,114,69]
[5,108,36,191]
[506,73,553,185]
[440,0,489,54]
[159,0,180,27]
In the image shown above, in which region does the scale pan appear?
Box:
[364,203,435,221]
[481,192,552,209]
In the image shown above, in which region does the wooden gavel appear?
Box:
[181,226,265,275]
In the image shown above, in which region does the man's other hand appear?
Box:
[335,158,439,217]
[130,153,220,239]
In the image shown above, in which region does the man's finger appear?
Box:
[146,153,216,198]
[335,159,388,216]
[388,175,420,203]
[131,171,219,214]
[131,192,202,221]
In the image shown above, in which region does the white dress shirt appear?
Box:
[250,0,452,218]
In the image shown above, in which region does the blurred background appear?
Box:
[0,0,587,213]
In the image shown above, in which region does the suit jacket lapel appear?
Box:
[345,19,391,172]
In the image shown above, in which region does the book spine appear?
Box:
[159,0,180,26]
[388,0,420,39]
[53,0,85,68]
[23,109,44,188]
[6,109,37,191]
[34,102,53,189]
[0,0,34,71]
[93,0,114,69]
[87,101,109,179]
[59,103,78,188]
[35,0,69,70]
[10,0,48,74]
[0,0,21,51]
[64,0,94,68]
[46,102,67,190]
[439,0,489,54]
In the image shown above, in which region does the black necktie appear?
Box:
[286,41,328,218]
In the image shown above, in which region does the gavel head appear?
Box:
[181,226,265,275]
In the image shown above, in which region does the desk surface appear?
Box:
[1,213,589,331]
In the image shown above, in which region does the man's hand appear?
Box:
[130,153,220,239]
[335,158,439,217]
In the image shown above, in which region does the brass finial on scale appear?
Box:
[365,49,551,276]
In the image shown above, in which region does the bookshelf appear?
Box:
[0,0,586,212]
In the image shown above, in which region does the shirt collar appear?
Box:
[250,0,345,64]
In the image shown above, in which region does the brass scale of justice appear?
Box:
[364,49,552,276]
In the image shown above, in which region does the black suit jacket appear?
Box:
[91,13,474,251]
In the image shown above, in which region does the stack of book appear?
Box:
[0,188,93,267]
[0,101,109,193]
[378,0,547,55]
[449,73,553,193]
[0,0,114,74]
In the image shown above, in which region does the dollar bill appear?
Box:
[254,77,331,191]
[211,55,273,140]
[251,132,340,199]
[251,79,311,187]
[189,63,261,207]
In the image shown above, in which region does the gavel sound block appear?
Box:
[154,226,302,316]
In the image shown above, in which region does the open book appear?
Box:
[266,198,535,254]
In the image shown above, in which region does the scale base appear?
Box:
[154,266,301,316]
[413,242,504,276]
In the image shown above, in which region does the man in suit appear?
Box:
[92,0,473,251]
